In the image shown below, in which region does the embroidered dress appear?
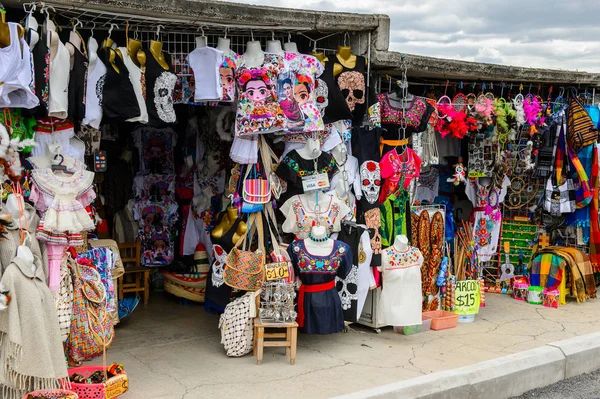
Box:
[380,189,411,248]
[379,147,422,203]
[280,193,352,239]
[235,54,285,136]
[379,246,423,326]
[465,176,510,262]
[287,240,353,334]
[277,52,325,133]
[416,168,440,203]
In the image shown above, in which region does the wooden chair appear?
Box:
[117,241,150,305]
[253,318,298,365]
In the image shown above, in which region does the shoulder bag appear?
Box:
[224,213,266,291]
[567,88,598,152]
[544,119,576,215]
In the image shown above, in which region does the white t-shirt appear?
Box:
[83,39,107,129]
[187,47,224,101]
[119,47,149,124]
[48,31,70,119]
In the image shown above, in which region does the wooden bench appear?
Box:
[117,241,150,305]
[253,318,298,365]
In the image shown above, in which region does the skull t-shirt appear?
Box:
[144,50,177,125]
[335,55,369,124]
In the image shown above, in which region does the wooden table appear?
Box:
[253,318,298,365]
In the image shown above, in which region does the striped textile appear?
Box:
[590,145,600,272]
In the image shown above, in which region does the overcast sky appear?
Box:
[225,0,600,72]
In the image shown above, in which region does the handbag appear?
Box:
[243,163,271,205]
[263,206,295,283]
[543,121,575,215]
[567,89,598,152]
[224,213,266,291]
[567,146,593,209]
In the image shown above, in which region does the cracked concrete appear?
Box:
[91,293,600,399]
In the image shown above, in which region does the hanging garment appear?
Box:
[48,31,70,118]
[379,147,422,203]
[133,126,177,174]
[0,254,69,399]
[379,245,423,326]
[176,164,196,256]
[379,189,411,248]
[78,247,116,313]
[83,38,107,129]
[288,239,352,334]
[318,59,353,124]
[0,109,36,153]
[118,47,149,124]
[235,53,285,136]
[133,198,179,267]
[188,46,224,101]
[0,23,39,110]
[334,55,369,123]
[30,118,75,158]
[219,52,242,102]
[143,49,177,125]
[67,42,88,121]
[230,135,259,165]
[113,205,139,244]
[98,47,141,122]
[25,26,50,117]
[416,168,440,203]
[280,193,352,239]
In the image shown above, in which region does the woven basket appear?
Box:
[24,389,78,399]
[164,280,205,302]
[162,271,208,289]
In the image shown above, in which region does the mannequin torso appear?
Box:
[297,137,321,160]
[127,38,142,67]
[284,41,298,53]
[216,37,232,54]
[66,30,82,69]
[211,206,248,245]
[311,52,327,65]
[266,39,284,56]
[243,40,264,68]
[195,36,208,48]
[26,15,39,49]
[149,40,169,70]
[332,143,348,199]
[304,225,334,256]
[393,234,409,252]
[334,46,357,77]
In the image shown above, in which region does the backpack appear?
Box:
[218,293,256,357]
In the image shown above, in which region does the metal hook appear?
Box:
[250,29,254,41]
[134,24,139,40]
[197,25,205,36]
[23,2,36,14]
[223,26,228,39]
[271,31,275,41]
[288,32,291,42]
[344,32,350,46]
[43,5,56,19]
[156,24,165,40]
[107,23,119,38]
[90,21,96,37]
[71,18,82,32]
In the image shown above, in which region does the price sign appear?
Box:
[454,280,481,315]
[104,374,129,399]
[265,261,290,281]
[302,173,330,192]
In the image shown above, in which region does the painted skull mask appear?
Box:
[314,78,329,116]
[360,161,381,204]
[338,71,365,112]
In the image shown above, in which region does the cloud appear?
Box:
[221,0,600,72]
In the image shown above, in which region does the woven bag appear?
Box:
[56,255,75,342]
[218,293,254,357]
[567,90,598,152]
[224,213,266,291]
[243,164,271,205]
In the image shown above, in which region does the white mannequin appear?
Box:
[66,30,82,69]
[304,224,334,256]
[284,41,298,53]
[195,36,208,48]
[88,36,99,71]
[266,39,284,56]
[332,143,349,199]
[216,37,232,54]
[26,13,39,48]
[393,235,409,252]
[244,41,264,68]
[297,137,321,160]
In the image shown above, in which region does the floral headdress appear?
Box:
[222,58,236,69]
[239,69,271,87]
[296,74,312,85]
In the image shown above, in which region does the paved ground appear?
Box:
[94,292,600,399]
[511,369,600,399]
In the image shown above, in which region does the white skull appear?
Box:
[336,265,358,310]
[315,78,329,116]
[154,71,177,123]
[360,161,381,204]
[211,244,227,288]
[338,71,365,112]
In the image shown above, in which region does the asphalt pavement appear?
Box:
[512,369,600,399]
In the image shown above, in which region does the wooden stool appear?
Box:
[253,318,298,365]
[117,242,150,305]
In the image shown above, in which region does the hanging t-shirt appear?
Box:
[133,198,179,267]
[188,46,224,102]
[133,126,177,174]
[416,168,440,203]
[24,26,49,118]
[335,55,368,123]
[48,31,70,118]
[277,52,324,133]
[99,47,141,122]
[133,173,176,199]
[143,50,177,125]
[280,193,352,239]
[318,60,353,124]
[235,53,285,136]
[379,147,422,203]
[219,52,242,102]
[67,43,88,122]
[118,47,149,124]
[83,39,107,129]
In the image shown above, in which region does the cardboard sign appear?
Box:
[265,261,290,281]
[302,173,330,192]
[454,280,481,315]
[104,373,129,399]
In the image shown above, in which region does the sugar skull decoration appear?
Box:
[154,71,177,123]
[211,245,227,288]
[360,161,381,204]
[336,265,358,310]
[314,78,329,116]
[338,71,365,112]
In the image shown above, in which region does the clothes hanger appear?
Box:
[51,154,74,175]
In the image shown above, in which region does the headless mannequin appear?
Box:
[147,40,169,70]
[216,37,232,55]
[304,224,334,256]
[5,194,34,271]
[88,36,99,71]
[46,18,59,64]
[334,45,356,77]
[66,30,82,69]
[0,12,25,48]
[103,36,120,73]
[25,13,39,49]
[195,35,208,49]
[127,37,142,67]
[393,234,409,252]
[332,143,349,199]
[266,39,284,56]
[311,51,327,64]
[284,41,298,53]
[243,40,264,68]
[297,137,321,160]
[211,206,248,245]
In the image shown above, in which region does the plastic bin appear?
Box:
[68,366,128,399]
[422,315,432,332]
[422,310,459,330]
[24,390,78,399]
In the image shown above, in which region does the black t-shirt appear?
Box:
[319,60,353,124]
[22,27,49,118]
[99,48,141,122]
[67,44,88,122]
[143,50,177,126]
[336,222,365,323]
[335,55,369,124]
